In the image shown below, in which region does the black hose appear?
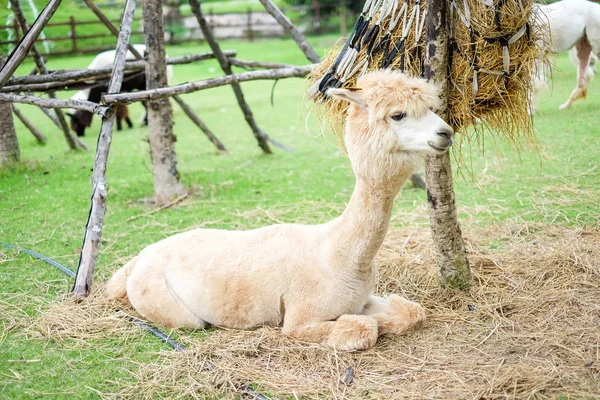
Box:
[2,242,185,351]
[2,243,76,278]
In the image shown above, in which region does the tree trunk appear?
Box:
[0,57,20,165]
[142,0,186,204]
[423,0,472,289]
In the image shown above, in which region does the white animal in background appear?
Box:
[532,0,600,111]
[68,45,174,133]
[106,70,454,351]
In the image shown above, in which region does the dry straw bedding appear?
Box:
[33,222,599,399]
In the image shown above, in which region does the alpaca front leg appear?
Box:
[283,314,378,351]
[362,294,426,335]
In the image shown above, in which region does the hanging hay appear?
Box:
[308,0,547,149]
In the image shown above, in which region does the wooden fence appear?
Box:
[0,3,350,57]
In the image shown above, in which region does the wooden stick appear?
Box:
[257,0,321,63]
[81,0,144,60]
[229,58,295,70]
[0,0,62,88]
[73,0,139,300]
[191,0,292,153]
[8,0,87,151]
[102,65,313,104]
[38,106,62,128]
[142,0,186,204]
[0,92,111,116]
[3,51,238,91]
[173,96,227,152]
[423,0,471,289]
[82,0,227,154]
[11,105,47,143]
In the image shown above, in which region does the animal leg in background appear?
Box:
[116,104,133,130]
[560,36,594,110]
[361,294,426,335]
[282,313,378,351]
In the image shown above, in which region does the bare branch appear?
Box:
[229,58,295,70]
[73,0,139,300]
[12,105,47,144]
[3,51,237,90]
[102,65,313,104]
[0,0,62,88]
[0,92,111,116]
[257,0,321,63]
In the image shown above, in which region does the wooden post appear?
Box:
[423,0,472,289]
[142,0,186,203]
[0,0,62,88]
[81,0,228,152]
[257,0,321,63]
[172,96,227,152]
[246,7,254,41]
[70,16,78,53]
[340,0,347,37]
[189,0,278,154]
[7,0,87,151]
[12,105,48,144]
[312,0,321,34]
[0,57,20,166]
[13,19,20,43]
[73,0,139,300]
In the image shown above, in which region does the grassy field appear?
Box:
[0,35,599,398]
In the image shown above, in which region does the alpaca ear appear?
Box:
[326,88,367,108]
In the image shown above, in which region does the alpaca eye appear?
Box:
[391,113,406,121]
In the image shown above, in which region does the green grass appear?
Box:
[1,36,599,398]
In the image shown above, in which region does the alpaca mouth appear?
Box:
[428,141,450,152]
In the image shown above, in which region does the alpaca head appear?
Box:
[327,70,453,183]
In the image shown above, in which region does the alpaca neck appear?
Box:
[328,170,411,271]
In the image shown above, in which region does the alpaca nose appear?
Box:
[437,127,454,146]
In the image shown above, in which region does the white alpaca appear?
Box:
[70,45,174,122]
[71,44,149,102]
[532,0,600,111]
[106,70,454,351]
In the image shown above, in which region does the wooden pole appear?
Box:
[0,0,62,88]
[189,0,282,153]
[102,65,313,104]
[423,0,472,289]
[73,0,138,300]
[82,0,227,152]
[8,0,88,151]
[70,16,77,54]
[340,0,347,37]
[0,57,20,166]
[247,7,254,42]
[39,107,62,128]
[12,105,47,144]
[4,51,238,88]
[142,0,186,204]
[0,93,111,116]
[172,96,227,152]
[257,0,321,63]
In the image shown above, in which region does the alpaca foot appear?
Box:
[378,295,426,335]
[327,315,378,351]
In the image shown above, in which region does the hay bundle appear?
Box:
[309,0,545,146]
